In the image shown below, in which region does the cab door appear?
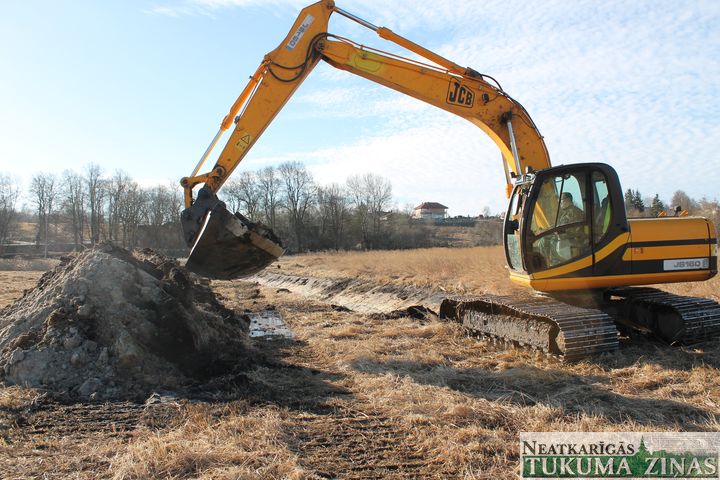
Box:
[523,168,592,273]
[504,185,526,272]
[590,171,613,272]
[587,166,630,276]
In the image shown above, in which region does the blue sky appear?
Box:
[1,0,718,215]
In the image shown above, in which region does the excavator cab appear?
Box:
[504,163,630,290]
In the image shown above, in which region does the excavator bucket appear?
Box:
[184,203,284,280]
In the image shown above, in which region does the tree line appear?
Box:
[3,164,717,259]
[221,162,413,252]
[624,188,720,225]
[0,161,496,257]
[0,166,185,256]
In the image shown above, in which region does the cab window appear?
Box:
[591,171,612,244]
[527,172,590,270]
[504,186,524,271]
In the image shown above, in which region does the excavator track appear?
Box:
[440,295,619,361]
[604,287,720,345]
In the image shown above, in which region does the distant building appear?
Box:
[412,202,448,220]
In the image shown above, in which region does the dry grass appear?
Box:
[0,434,126,479]
[12,222,77,242]
[0,257,60,272]
[278,246,524,296]
[0,259,60,309]
[0,386,45,410]
[111,403,308,480]
[268,246,720,475]
[0,271,46,309]
[260,282,720,478]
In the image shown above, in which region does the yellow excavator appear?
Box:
[180,0,719,359]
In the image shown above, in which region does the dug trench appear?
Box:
[1,249,719,478]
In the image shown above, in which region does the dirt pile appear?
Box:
[0,245,251,399]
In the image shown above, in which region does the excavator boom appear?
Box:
[180,0,550,279]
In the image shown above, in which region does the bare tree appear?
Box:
[144,184,184,250]
[257,166,281,230]
[279,161,315,252]
[346,173,392,248]
[85,163,104,245]
[61,170,87,249]
[698,197,720,228]
[346,175,369,247]
[317,183,348,250]
[224,171,261,221]
[30,173,59,257]
[116,181,146,248]
[222,179,243,214]
[146,185,172,224]
[106,170,133,242]
[0,173,19,254]
[670,190,699,214]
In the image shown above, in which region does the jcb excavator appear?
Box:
[180,0,720,360]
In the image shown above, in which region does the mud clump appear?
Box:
[0,245,251,399]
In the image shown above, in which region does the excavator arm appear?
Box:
[180,0,550,279]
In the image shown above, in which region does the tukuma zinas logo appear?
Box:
[520,432,720,479]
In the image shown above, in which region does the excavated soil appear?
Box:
[0,245,253,400]
[253,271,444,318]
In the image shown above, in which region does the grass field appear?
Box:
[1,246,719,478]
[277,246,522,295]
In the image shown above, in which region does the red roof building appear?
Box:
[412,202,448,220]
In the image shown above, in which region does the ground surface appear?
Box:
[0,272,40,309]
[1,247,719,479]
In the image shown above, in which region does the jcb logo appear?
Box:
[447,81,474,108]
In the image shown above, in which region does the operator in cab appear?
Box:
[558,192,583,225]
[556,192,586,261]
